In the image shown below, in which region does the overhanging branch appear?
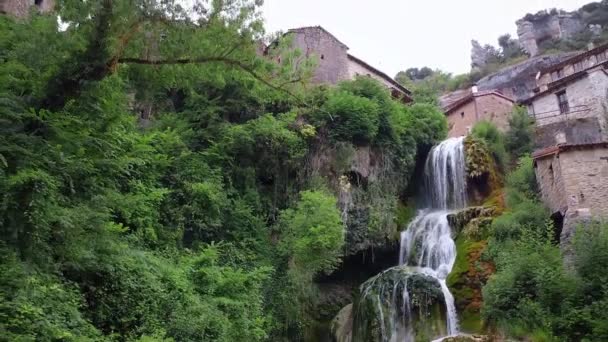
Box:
[116,56,305,103]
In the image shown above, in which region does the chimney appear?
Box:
[471,84,478,94]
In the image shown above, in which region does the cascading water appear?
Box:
[354,137,467,342]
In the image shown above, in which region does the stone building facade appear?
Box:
[525,43,608,248]
[1,0,54,17]
[284,26,412,102]
[443,89,515,138]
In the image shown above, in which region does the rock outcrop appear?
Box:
[471,40,491,70]
[517,10,584,56]
[441,52,576,109]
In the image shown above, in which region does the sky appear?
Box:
[261,0,592,76]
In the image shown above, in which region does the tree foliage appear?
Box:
[0,3,449,341]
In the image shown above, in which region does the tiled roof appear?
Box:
[347,54,411,96]
[532,142,608,159]
[443,90,515,114]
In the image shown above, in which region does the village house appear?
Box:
[523,43,608,248]
[280,26,412,103]
[442,87,515,138]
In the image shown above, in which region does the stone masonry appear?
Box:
[284,26,411,102]
[1,0,54,17]
[528,44,608,250]
[444,90,515,138]
[288,26,350,85]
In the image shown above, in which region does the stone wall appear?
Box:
[475,94,515,131]
[535,117,603,149]
[1,0,54,17]
[446,94,514,138]
[447,101,477,138]
[346,59,397,93]
[531,68,608,148]
[559,147,608,216]
[534,154,567,214]
[289,27,349,85]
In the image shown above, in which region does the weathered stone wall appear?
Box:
[534,154,567,214]
[346,59,396,92]
[446,95,514,138]
[531,68,608,149]
[447,101,477,138]
[475,94,515,131]
[1,0,54,17]
[289,27,349,85]
[559,147,608,216]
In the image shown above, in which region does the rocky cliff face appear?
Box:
[517,11,584,56]
[441,52,576,109]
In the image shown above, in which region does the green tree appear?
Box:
[505,106,535,159]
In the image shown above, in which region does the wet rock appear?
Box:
[331,304,353,342]
[352,266,447,342]
[447,207,495,236]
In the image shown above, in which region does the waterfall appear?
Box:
[355,137,467,342]
[401,137,466,338]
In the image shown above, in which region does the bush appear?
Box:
[317,90,380,144]
[471,121,509,170]
[505,106,534,159]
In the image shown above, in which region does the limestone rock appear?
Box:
[471,40,490,70]
[331,304,353,342]
[516,10,584,56]
[447,206,495,236]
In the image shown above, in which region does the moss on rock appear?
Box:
[447,237,495,334]
[352,266,448,342]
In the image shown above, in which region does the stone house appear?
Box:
[1,0,54,17]
[523,43,608,247]
[442,87,515,138]
[280,26,412,102]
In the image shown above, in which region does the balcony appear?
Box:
[532,104,591,126]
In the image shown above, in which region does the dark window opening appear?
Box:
[550,212,564,244]
[461,112,465,118]
[549,163,554,184]
[320,54,325,60]
[35,0,43,6]
[557,90,569,114]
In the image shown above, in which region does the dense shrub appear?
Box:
[505,106,535,159]
[471,121,509,170]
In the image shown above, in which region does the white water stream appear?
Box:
[399,136,467,339]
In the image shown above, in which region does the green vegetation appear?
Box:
[0,3,447,341]
[481,156,608,341]
[470,121,509,171]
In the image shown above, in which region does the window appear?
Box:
[461,112,465,118]
[320,54,325,60]
[35,0,43,5]
[557,90,570,114]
